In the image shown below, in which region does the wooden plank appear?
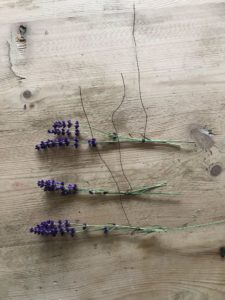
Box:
[1,1,225,299]
[0,0,223,24]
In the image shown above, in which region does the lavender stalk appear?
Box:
[37,180,178,196]
[30,219,225,237]
[35,119,195,151]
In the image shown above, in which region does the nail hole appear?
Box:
[220,246,225,257]
[19,25,27,35]
[23,90,32,99]
[210,164,222,177]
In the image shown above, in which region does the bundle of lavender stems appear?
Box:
[35,119,195,151]
[30,219,225,238]
[37,180,178,197]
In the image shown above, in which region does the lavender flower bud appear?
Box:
[67,120,72,128]
[75,129,80,137]
[74,137,79,148]
[88,138,97,147]
[103,226,109,234]
[66,129,71,136]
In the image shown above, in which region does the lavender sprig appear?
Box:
[35,119,195,151]
[37,180,178,196]
[30,218,225,238]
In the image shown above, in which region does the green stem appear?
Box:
[81,125,195,145]
[169,219,225,232]
[110,136,194,145]
[77,183,168,196]
[71,219,225,234]
[80,139,192,146]
[126,183,166,194]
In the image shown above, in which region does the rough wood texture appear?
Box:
[1,1,225,299]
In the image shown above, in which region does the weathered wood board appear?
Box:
[1,1,225,299]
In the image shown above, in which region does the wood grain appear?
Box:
[1,1,225,299]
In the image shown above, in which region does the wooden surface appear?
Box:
[1,1,225,299]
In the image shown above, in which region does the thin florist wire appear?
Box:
[79,87,131,225]
[30,218,225,237]
[111,73,133,190]
[79,87,120,192]
[132,3,148,139]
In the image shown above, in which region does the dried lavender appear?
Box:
[35,137,71,150]
[48,120,80,137]
[35,119,195,151]
[30,218,225,238]
[35,120,80,150]
[37,180,177,196]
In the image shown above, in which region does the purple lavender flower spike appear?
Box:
[37,120,81,150]
[35,137,71,150]
[38,179,78,195]
[30,220,76,237]
[48,120,80,138]
[88,138,97,147]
